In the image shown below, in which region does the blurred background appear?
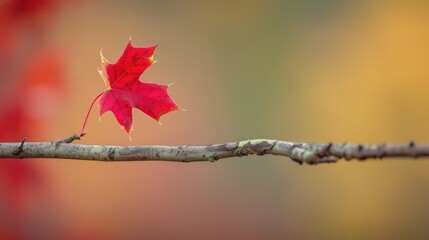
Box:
[1,0,429,239]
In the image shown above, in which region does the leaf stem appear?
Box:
[79,92,105,137]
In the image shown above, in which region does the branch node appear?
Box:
[55,134,83,145]
[317,142,332,158]
[355,144,368,160]
[409,140,415,148]
[208,154,219,162]
[378,143,387,159]
[12,137,26,157]
[409,140,419,158]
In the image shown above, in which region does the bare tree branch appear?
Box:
[0,136,428,164]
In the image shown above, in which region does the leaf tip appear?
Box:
[127,38,134,49]
[149,55,155,64]
[127,127,133,141]
[98,51,110,88]
[99,49,110,64]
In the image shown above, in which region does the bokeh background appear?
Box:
[2,0,429,239]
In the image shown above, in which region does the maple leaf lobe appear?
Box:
[98,41,179,134]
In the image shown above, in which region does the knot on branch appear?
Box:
[51,134,84,148]
[235,140,276,157]
[290,143,338,165]
[12,137,26,157]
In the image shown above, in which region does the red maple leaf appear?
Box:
[80,41,180,137]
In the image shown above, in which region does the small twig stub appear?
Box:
[12,137,26,157]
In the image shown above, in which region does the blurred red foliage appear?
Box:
[0,0,70,238]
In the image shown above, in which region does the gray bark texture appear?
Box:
[0,135,427,165]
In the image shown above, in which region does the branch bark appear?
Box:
[0,136,427,164]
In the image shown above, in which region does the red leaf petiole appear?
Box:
[79,92,104,137]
